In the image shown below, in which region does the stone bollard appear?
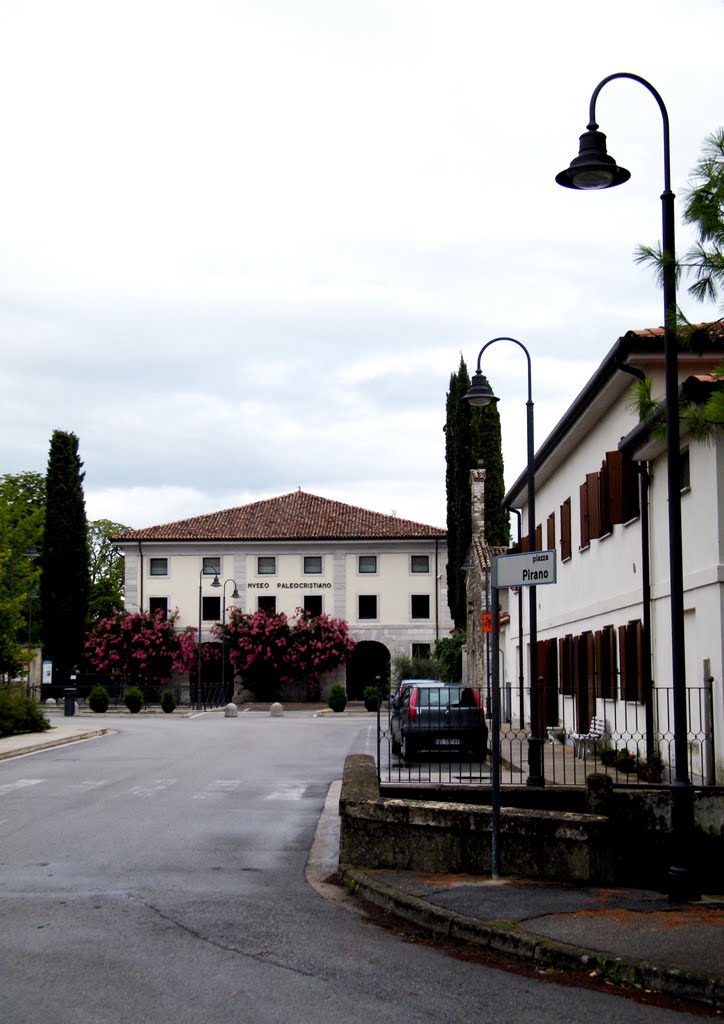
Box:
[270,702,284,717]
[45,697,56,706]
[224,702,238,718]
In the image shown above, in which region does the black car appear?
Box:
[390,683,488,762]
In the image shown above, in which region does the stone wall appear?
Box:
[339,755,614,884]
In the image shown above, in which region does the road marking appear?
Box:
[68,780,107,791]
[0,779,44,795]
[193,780,242,800]
[129,779,178,797]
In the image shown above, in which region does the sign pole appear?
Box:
[490,572,501,880]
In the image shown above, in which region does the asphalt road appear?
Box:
[0,713,697,1023]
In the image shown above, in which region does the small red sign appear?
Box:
[482,612,493,634]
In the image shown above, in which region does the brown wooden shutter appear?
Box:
[560,498,572,560]
[559,635,573,695]
[587,472,601,539]
[535,523,542,552]
[595,625,617,699]
[605,450,625,524]
[547,512,555,550]
[579,481,590,549]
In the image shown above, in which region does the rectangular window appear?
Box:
[149,557,168,576]
[303,594,323,617]
[606,450,640,524]
[303,556,322,575]
[202,556,221,576]
[410,594,430,619]
[202,596,221,621]
[258,595,277,613]
[560,498,572,561]
[358,595,377,619]
[410,555,430,574]
[358,555,377,574]
[257,556,276,575]
[412,643,431,659]
[149,597,168,620]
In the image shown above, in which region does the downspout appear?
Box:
[508,508,525,727]
[639,465,655,760]
[617,358,655,759]
[138,541,144,612]
[435,538,440,641]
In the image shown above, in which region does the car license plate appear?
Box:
[435,738,461,746]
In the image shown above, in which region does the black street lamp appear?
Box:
[464,337,544,786]
[198,568,221,710]
[557,73,695,898]
[221,578,241,700]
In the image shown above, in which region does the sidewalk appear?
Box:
[0,718,113,760]
[307,781,723,1011]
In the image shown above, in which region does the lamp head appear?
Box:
[464,370,499,407]
[555,126,630,190]
[231,586,240,599]
[210,574,221,588]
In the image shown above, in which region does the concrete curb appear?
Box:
[338,866,721,1010]
[0,728,113,761]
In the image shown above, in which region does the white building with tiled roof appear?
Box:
[487,320,724,785]
[115,490,454,699]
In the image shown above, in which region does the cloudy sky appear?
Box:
[0,0,721,531]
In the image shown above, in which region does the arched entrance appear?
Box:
[345,641,390,699]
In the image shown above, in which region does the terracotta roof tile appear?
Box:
[115,490,446,543]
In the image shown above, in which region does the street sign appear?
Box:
[493,549,557,588]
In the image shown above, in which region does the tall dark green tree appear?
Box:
[41,431,90,688]
[445,357,507,627]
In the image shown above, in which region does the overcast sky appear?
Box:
[0,0,721,532]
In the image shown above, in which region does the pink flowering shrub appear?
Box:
[212,608,355,701]
[85,608,198,689]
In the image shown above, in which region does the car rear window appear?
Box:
[419,687,465,707]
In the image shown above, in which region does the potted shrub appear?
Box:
[123,687,144,714]
[327,684,347,713]
[160,689,176,714]
[599,746,618,767]
[638,752,665,783]
[363,685,380,712]
[614,748,638,773]
[88,685,110,714]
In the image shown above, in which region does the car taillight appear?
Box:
[471,688,485,721]
[409,689,419,721]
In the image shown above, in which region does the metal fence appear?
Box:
[377,684,716,788]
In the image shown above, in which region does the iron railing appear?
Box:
[377,684,716,788]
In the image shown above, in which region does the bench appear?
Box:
[571,716,607,759]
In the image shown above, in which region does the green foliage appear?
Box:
[88,519,129,622]
[362,685,380,711]
[327,683,347,712]
[0,687,50,737]
[88,684,110,713]
[391,654,440,685]
[445,357,508,627]
[433,632,466,682]
[636,127,724,314]
[160,689,177,713]
[123,687,144,713]
[0,472,44,676]
[41,431,90,689]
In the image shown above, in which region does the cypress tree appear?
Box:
[445,357,508,627]
[41,430,90,689]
